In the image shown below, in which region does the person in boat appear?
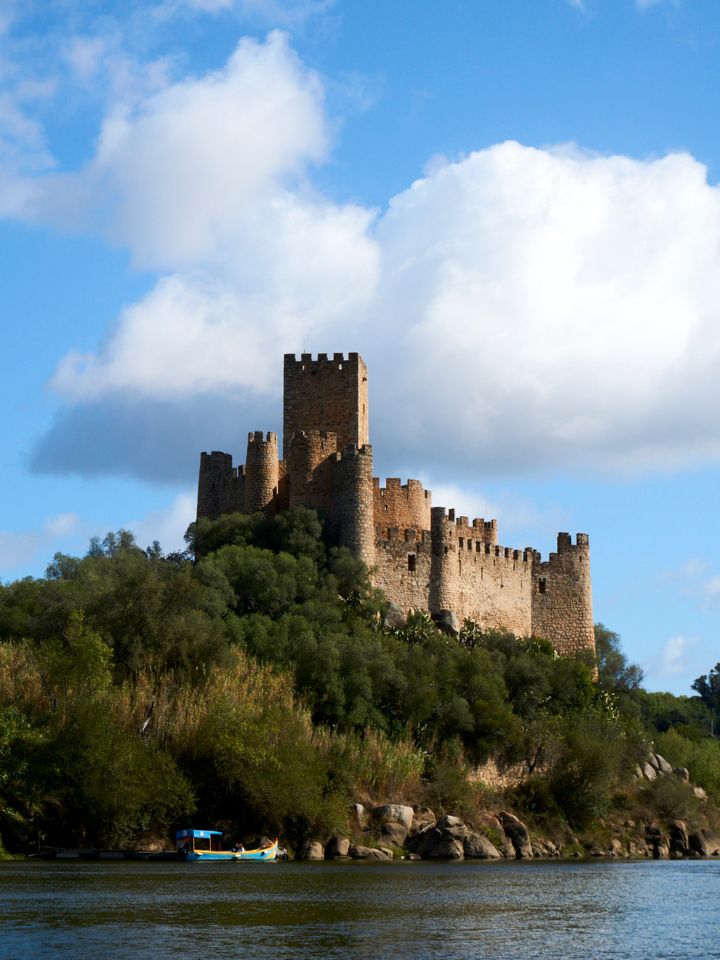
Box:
[232,842,245,853]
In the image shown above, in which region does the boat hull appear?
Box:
[179,841,278,863]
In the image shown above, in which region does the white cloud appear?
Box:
[646,633,699,681]
[0,512,80,576]
[636,0,678,9]
[126,491,196,553]
[42,31,333,268]
[4,33,720,481]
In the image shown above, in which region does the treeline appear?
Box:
[0,509,718,853]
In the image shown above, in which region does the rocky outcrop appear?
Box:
[669,821,688,858]
[463,834,502,859]
[301,840,325,860]
[372,804,415,830]
[325,836,350,859]
[349,844,393,860]
[379,822,409,846]
[431,609,461,636]
[499,811,533,859]
[383,602,406,630]
[688,829,720,857]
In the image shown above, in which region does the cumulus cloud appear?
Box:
[9,32,720,487]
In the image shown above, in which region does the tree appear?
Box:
[692,663,720,737]
[594,624,643,691]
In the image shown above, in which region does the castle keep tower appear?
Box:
[283,352,368,457]
[196,352,595,662]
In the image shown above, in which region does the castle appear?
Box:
[197,352,595,659]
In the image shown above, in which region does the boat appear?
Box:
[175,828,279,862]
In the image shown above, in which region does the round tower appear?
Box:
[288,430,337,512]
[531,532,595,661]
[334,444,375,569]
[244,431,279,514]
[429,506,458,614]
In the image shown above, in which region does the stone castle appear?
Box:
[197,352,595,659]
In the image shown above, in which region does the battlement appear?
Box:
[197,351,594,664]
[283,351,368,456]
[290,430,338,444]
[284,351,361,369]
[247,430,277,447]
[336,442,373,460]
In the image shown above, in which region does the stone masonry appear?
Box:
[197,352,595,659]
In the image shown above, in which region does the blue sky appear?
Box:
[2,0,720,694]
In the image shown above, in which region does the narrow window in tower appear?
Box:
[408,554,417,572]
[338,363,343,370]
[538,578,547,594]
[459,537,464,548]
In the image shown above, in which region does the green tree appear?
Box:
[692,662,720,737]
[594,623,644,691]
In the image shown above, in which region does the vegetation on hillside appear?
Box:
[0,509,718,853]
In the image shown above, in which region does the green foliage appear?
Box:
[594,623,644,691]
[653,728,720,802]
[548,711,628,827]
[422,739,477,815]
[0,508,701,852]
[692,662,720,735]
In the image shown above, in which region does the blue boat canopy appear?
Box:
[175,828,222,840]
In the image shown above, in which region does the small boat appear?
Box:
[175,828,279,862]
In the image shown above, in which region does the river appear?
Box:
[1,858,718,959]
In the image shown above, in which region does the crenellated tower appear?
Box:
[283,352,368,457]
[531,533,594,658]
[196,352,595,665]
[244,431,279,514]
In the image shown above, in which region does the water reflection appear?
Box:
[1,859,718,959]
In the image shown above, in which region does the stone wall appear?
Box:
[373,477,431,538]
[374,531,432,613]
[531,533,594,657]
[283,352,368,457]
[197,451,244,519]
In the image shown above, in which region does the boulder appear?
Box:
[424,836,464,860]
[436,815,464,829]
[688,829,720,857]
[647,754,661,771]
[383,602,406,630]
[693,786,708,801]
[372,804,415,830]
[349,844,393,860]
[499,811,533,859]
[380,822,409,846]
[499,838,516,859]
[409,806,436,833]
[669,821,688,857]
[432,609,461,635]
[301,840,325,861]
[654,754,673,775]
[634,765,644,780]
[463,834,502,860]
[674,767,690,782]
[325,836,350,859]
[641,761,657,781]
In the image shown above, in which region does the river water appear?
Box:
[1,858,718,960]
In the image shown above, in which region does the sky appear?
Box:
[1,0,720,695]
